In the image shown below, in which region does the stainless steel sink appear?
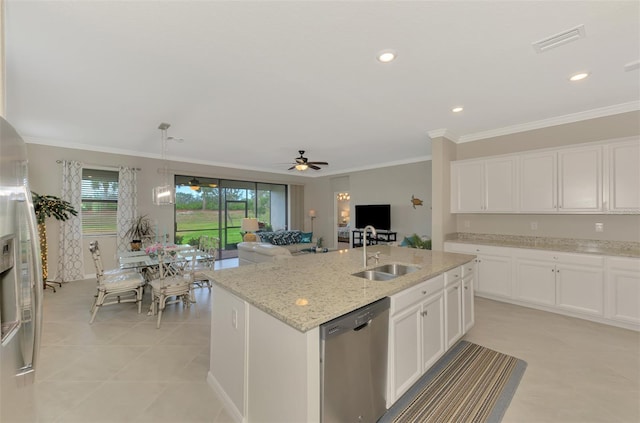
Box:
[351,263,420,281]
[372,263,419,276]
[351,270,398,281]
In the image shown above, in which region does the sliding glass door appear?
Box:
[174,176,288,260]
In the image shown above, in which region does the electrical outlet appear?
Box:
[595,223,604,232]
[464,220,470,229]
[232,309,238,329]
[530,222,538,230]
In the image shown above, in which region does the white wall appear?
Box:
[306,161,432,248]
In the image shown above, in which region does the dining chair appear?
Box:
[148,251,194,328]
[89,241,146,324]
[192,236,219,291]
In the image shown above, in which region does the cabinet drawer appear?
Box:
[462,260,475,276]
[445,242,510,256]
[445,266,463,285]
[391,274,444,314]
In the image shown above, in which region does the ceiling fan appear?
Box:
[288,150,329,171]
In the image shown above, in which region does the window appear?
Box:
[174,176,288,259]
[81,169,118,235]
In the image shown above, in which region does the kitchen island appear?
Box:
[204,246,475,423]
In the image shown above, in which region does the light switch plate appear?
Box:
[595,223,604,232]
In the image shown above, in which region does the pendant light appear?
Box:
[152,122,176,205]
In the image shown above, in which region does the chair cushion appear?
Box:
[100,273,144,290]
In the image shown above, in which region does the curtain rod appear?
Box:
[56,160,141,171]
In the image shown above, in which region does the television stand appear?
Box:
[351,229,397,248]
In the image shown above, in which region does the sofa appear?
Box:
[256,230,314,253]
[237,242,292,265]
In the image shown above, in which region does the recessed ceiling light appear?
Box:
[452,107,464,113]
[377,50,397,63]
[569,72,590,81]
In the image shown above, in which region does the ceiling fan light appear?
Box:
[295,164,308,171]
[188,177,201,190]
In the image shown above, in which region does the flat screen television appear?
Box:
[355,204,391,230]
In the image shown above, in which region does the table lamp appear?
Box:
[241,218,259,242]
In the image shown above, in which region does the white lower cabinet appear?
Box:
[462,273,475,332]
[445,242,638,330]
[444,267,463,349]
[514,250,604,317]
[387,264,474,407]
[606,257,640,325]
[387,275,445,407]
[444,243,512,298]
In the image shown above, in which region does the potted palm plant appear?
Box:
[124,215,155,251]
[32,192,78,285]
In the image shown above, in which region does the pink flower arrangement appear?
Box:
[145,243,178,256]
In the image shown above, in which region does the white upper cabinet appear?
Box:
[608,140,640,212]
[557,146,602,212]
[452,138,638,215]
[519,151,557,212]
[519,145,602,213]
[451,157,516,213]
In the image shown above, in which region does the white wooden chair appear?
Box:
[89,241,145,324]
[191,236,219,291]
[148,251,194,328]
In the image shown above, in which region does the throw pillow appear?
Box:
[300,232,313,243]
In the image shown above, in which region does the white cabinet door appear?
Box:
[607,258,640,325]
[519,151,557,212]
[555,263,604,316]
[514,257,556,306]
[389,303,422,402]
[451,161,484,212]
[477,254,512,298]
[608,140,640,212]
[462,274,475,332]
[445,280,462,349]
[485,157,516,212]
[421,292,445,371]
[558,146,602,212]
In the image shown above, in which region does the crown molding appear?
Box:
[457,101,640,143]
[427,129,459,142]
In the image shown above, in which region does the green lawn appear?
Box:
[176,209,245,248]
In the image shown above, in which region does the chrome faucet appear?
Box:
[362,225,379,267]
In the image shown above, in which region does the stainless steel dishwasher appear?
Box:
[320,297,390,423]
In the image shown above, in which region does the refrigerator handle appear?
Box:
[18,188,44,384]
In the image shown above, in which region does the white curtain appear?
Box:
[117,167,137,252]
[57,160,84,281]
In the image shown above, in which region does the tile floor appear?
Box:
[18,260,640,422]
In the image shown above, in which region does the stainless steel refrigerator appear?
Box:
[0,116,44,421]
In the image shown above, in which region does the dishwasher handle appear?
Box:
[353,321,370,331]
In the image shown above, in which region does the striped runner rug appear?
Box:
[379,341,527,423]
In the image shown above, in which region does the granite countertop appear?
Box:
[204,246,475,333]
[446,233,640,258]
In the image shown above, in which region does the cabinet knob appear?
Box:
[421,311,428,317]
[455,286,459,290]
[464,286,468,290]
[422,290,427,295]
[454,274,459,278]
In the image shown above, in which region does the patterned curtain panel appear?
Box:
[57,160,84,281]
[117,167,137,253]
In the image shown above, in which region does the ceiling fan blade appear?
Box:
[308,161,328,166]
[309,164,322,170]
[287,165,296,170]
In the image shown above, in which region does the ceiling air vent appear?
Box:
[532,25,586,53]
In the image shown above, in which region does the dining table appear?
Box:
[118,244,214,281]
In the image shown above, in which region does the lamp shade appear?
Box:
[309,209,316,218]
[241,218,259,232]
[341,211,348,218]
[241,218,259,242]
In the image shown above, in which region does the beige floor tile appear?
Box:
[22,260,640,423]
